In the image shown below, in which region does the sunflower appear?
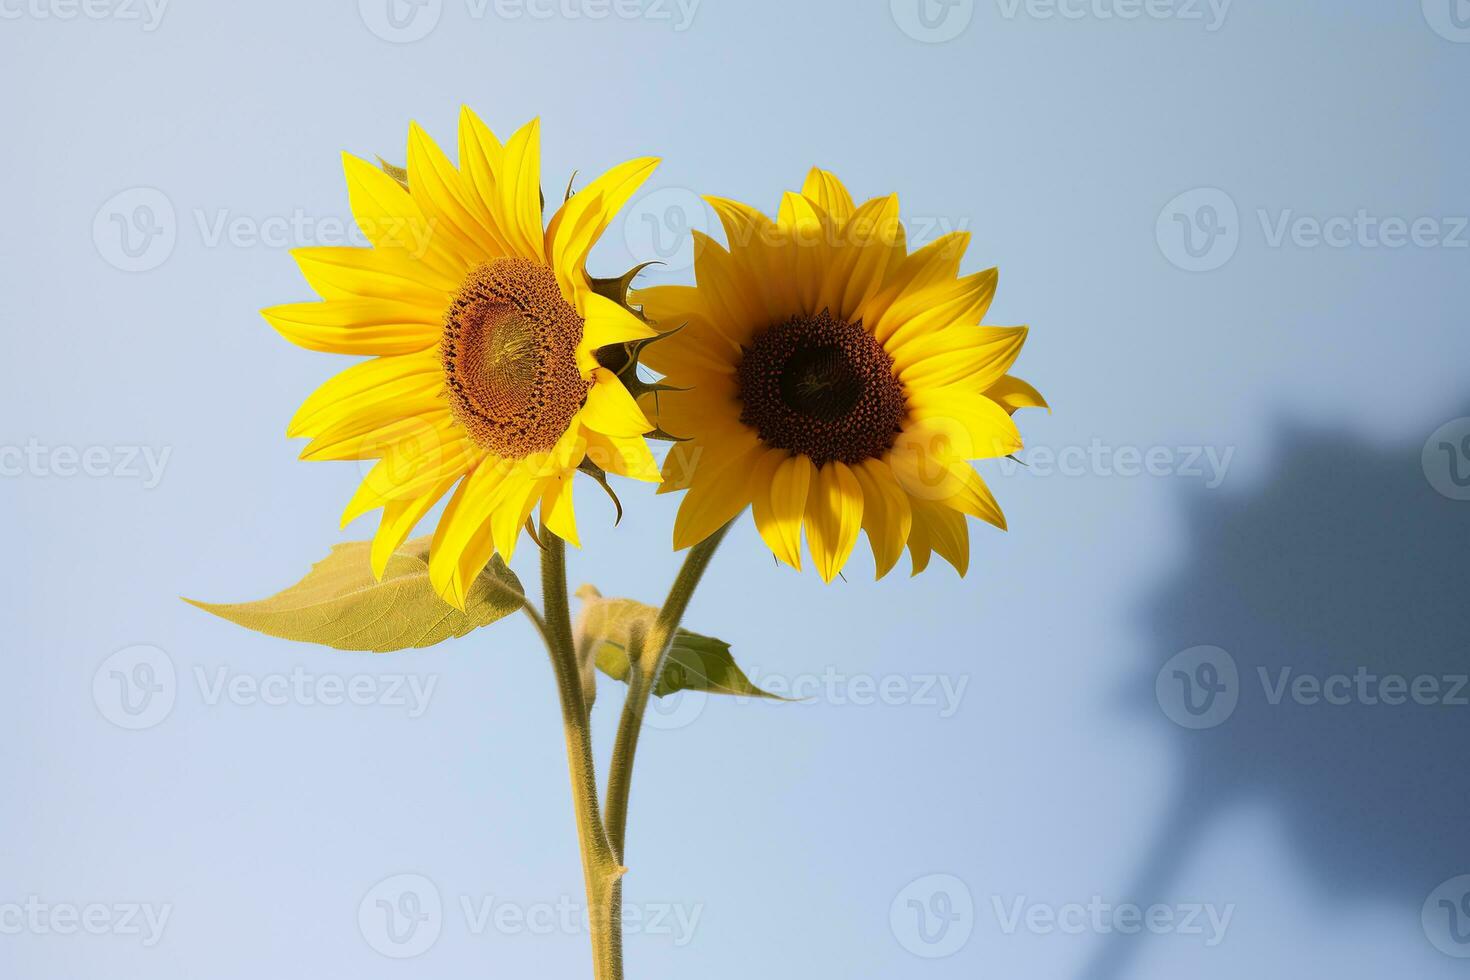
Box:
[635,169,1046,582]
[262,109,661,608]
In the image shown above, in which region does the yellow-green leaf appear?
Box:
[575,585,785,700]
[185,536,524,652]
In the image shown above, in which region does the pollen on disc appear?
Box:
[441,257,591,459]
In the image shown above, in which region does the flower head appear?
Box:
[636,169,1046,582]
[264,109,661,608]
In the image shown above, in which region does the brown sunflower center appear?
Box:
[736,310,906,467]
[441,257,590,459]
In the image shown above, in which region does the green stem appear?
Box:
[603,521,733,860]
[537,533,624,980]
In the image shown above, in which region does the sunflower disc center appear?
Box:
[442,257,590,459]
[736,311,906,467]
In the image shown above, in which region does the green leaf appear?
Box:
[575,586,785,700]
[185,536,525,652]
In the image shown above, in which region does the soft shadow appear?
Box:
[1081,415,1470,980]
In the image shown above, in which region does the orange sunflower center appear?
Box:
[441,257,590,459]
[736,310,907,467]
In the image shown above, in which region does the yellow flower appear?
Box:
[263,109,661,608]
[636,169,1046,582]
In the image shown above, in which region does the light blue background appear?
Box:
[3,0,1469,977]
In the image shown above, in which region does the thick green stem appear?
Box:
[537,534,624,980]
[604,521,733,860]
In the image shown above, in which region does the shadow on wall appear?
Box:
[1082,411,1470,980]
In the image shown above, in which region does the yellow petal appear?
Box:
[776,192,832,315]
[987,374,1049,415]
[691,231,765,346]
[371,477,457,579]
[540,471,579,546]
[262,299,441,356]
[829,194,903,320]
[581,291,657,350]
[852,459,912,580]
[910,500,969,576]
[456,106,516,256]
[291,246,458,303]
[495,118,546,263]
[898,326,1029,392]
[879,267,998,349]
[547,156,659,306]
[581,370,653,437]
[303,408,457,464]
[804,461,864,583]
[341,153,465,282]
[582,427,661,483]
[671,442,764,550]
[906,388,1023,459]
[407,121,499,265]
[857,231,970,327]
[751,450,813,570]
[341,430,476,524]
[941,463,1007,530]
[287,354,442,438]
[801,167,856,226]
[428,458,516,608]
